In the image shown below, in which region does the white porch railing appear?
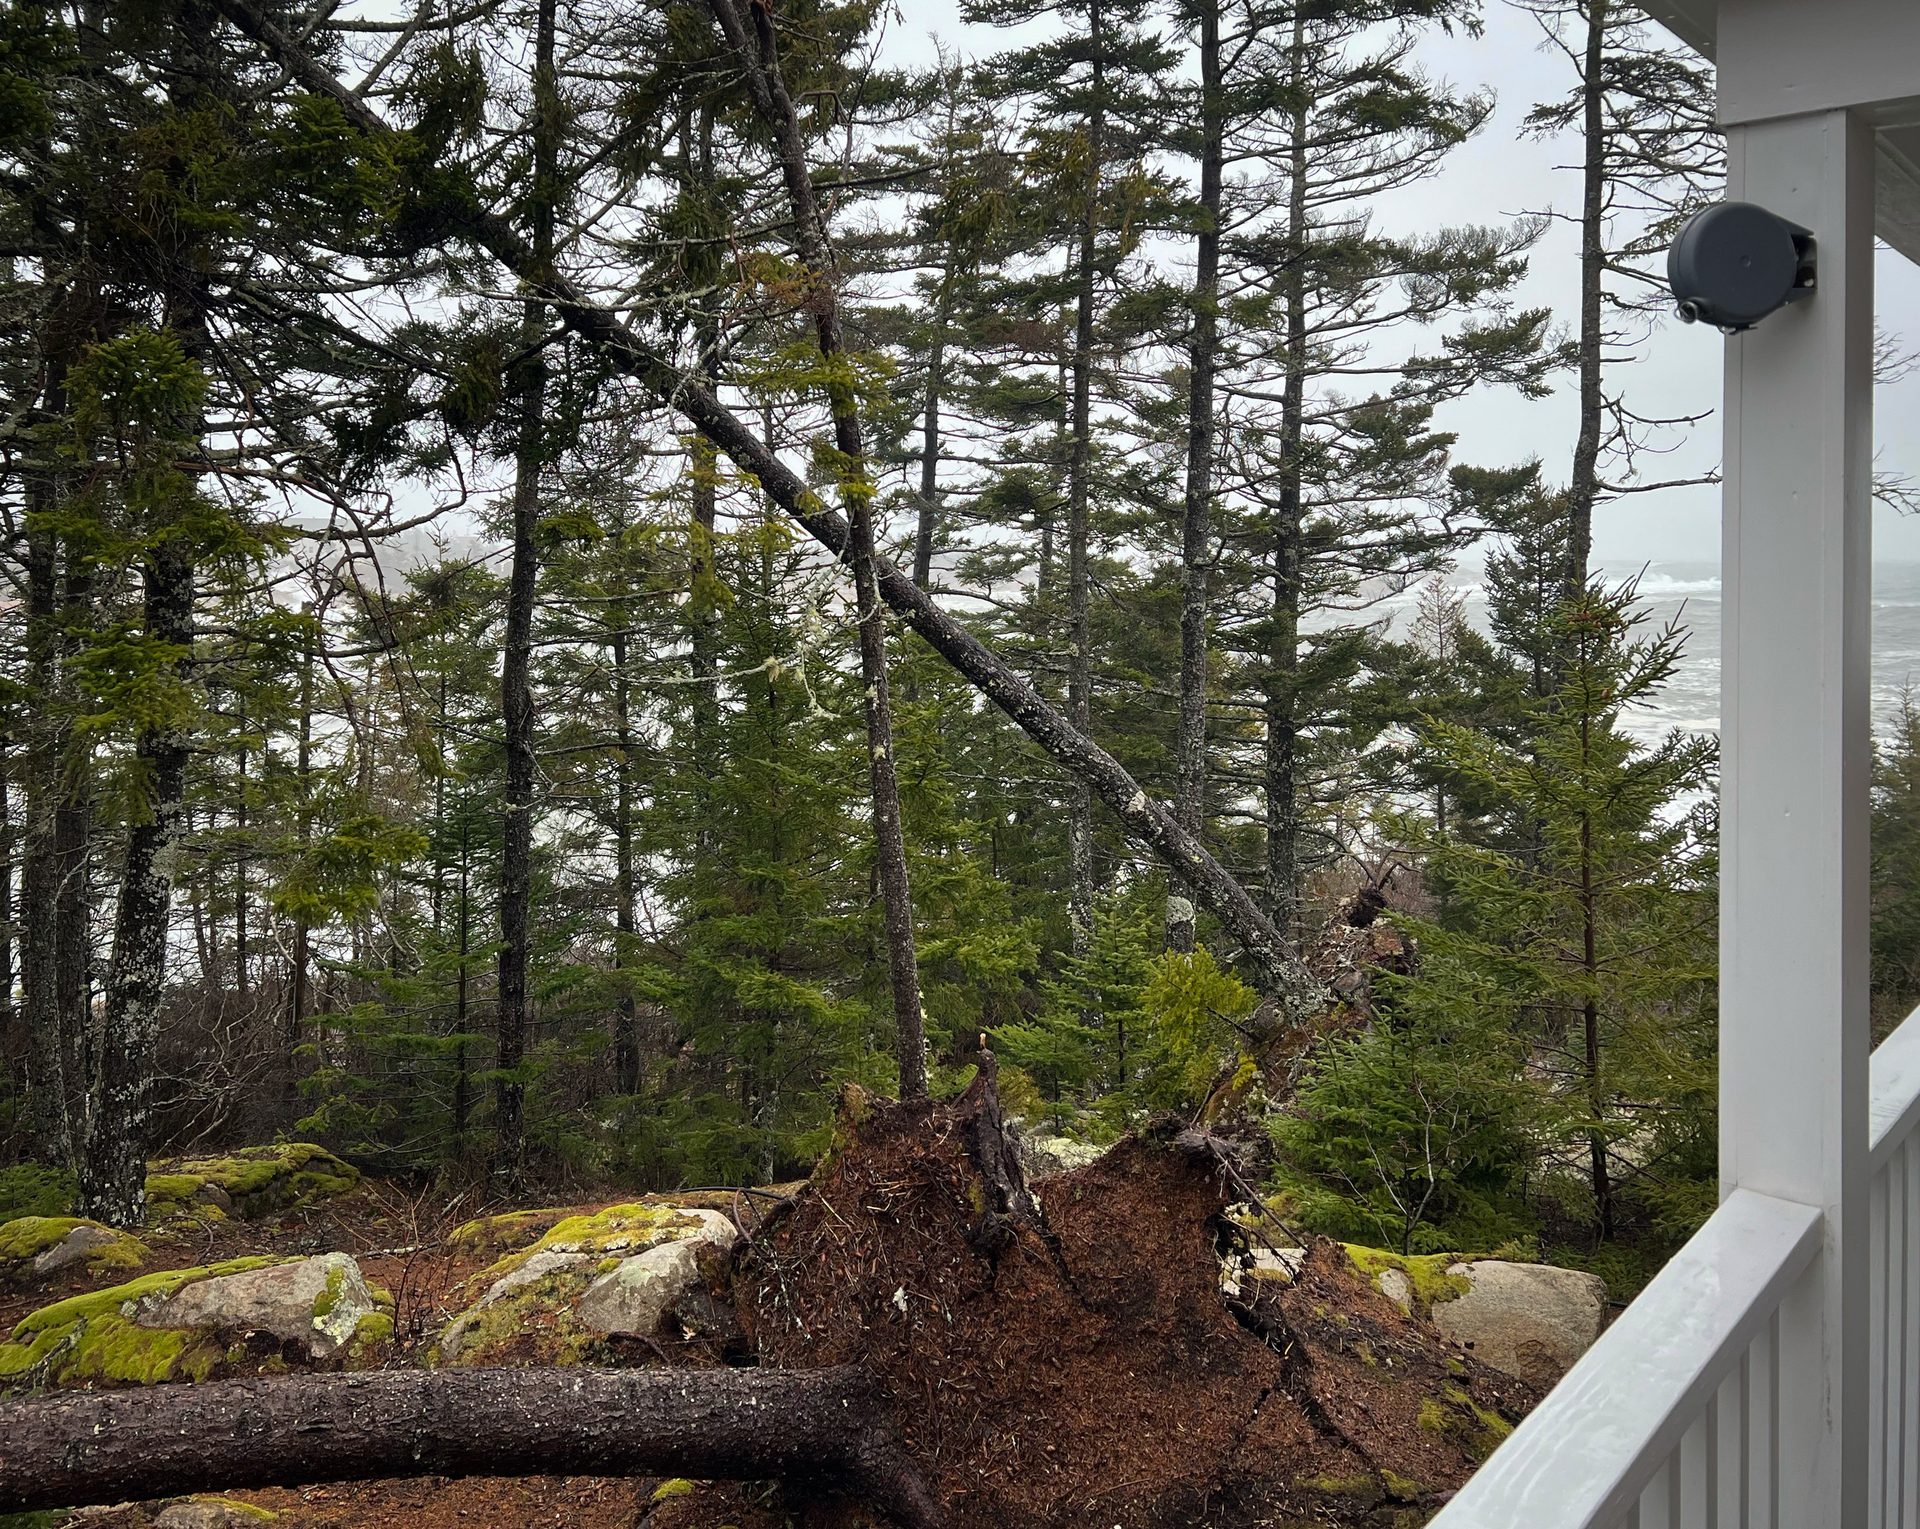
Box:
[1427,1002,1920,1529]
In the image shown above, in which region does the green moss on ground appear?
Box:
[143,1145,359,1223]
[1417,1385,1513,1463]
[1343,1246,1473,1313]
[0,1216,147,1275]
[0,1256,281,1389]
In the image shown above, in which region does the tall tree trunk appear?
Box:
[0,722,14,1090]
[1565,0,1607,596]
[494,0,559,1181]
[234,702,248,1001]
[1064,0,1105,963]
[0,1367,936,1529]
[912,270,954,592]
[76,534,194,1227]
[1264,21,1309,937]
[454,813,472,1143]
[285,605,313,1114]
[686,109,723,858]
[1169,0,1222,955]
[611,622,640,1096]
[708,0,927,1097]
[76,0,217,1219]
[19,483,74,1166]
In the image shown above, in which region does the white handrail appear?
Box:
[1872,1003,1920,1172]
[1427,1187,1821,1528]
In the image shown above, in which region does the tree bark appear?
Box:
[1264,20,1310,940]
[494,0,559,1183]
[209,0,1321,1022]
[286,603,314,1114]
[1565,0,1607,597]
[1064,0,1105,965]
[707,0,927,1098]
[76,528,194,1227]
[0,1366,938,1529]
[1170,0,1223,956]
[610,622,641,1096]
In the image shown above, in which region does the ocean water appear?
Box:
[1384,561,1920,750]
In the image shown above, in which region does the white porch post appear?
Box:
[1720,106,1875,1529]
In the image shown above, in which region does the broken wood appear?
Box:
[0,1365,939,1527]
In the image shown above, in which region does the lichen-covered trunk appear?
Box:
[19,496,75,1167]
[0,1367,938,1528]
[77,536,194,1228]
[1170,0,1223,955]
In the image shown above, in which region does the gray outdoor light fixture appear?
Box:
[1667,200,1817,332]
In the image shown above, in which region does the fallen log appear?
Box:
[0,1364,939,1527]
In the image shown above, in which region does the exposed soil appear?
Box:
[690,1069,1533,1529]
[6,1066,1534,1529]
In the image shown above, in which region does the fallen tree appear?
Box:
[0,1366,936,1525]
[206,0,1321,1018]
[0,1055,1534,1528]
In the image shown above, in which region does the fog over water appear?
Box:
[1369,560,1920,752]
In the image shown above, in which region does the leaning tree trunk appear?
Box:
[209,0,1324,1025]
[0,1366,938,1529]
[708,0,928,1097]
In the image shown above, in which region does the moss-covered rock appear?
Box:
[153,1496,280,1527]
[0,1216,147,1279]
[448,1195,744,1271]
[0,1257,281,1390]
[433,1254,600,1367]
[1343,1246,1473,1314]
[143,1145,359,1224]
[473,1201,736,1285]
[434,1203,737,1367]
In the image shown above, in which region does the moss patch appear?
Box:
[1343,1246,1473,1314]
[144,1144,359,1224]
[446,1206,576,1261]
[0,1256,282,1390]
[1417,1385,1513,1463]
[473,1203,718,1286]
[166,1499,278,1523]
[434,1261,600,1368]
[0,1216,147,1276]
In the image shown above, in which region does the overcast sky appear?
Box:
[881,0,1920,567]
